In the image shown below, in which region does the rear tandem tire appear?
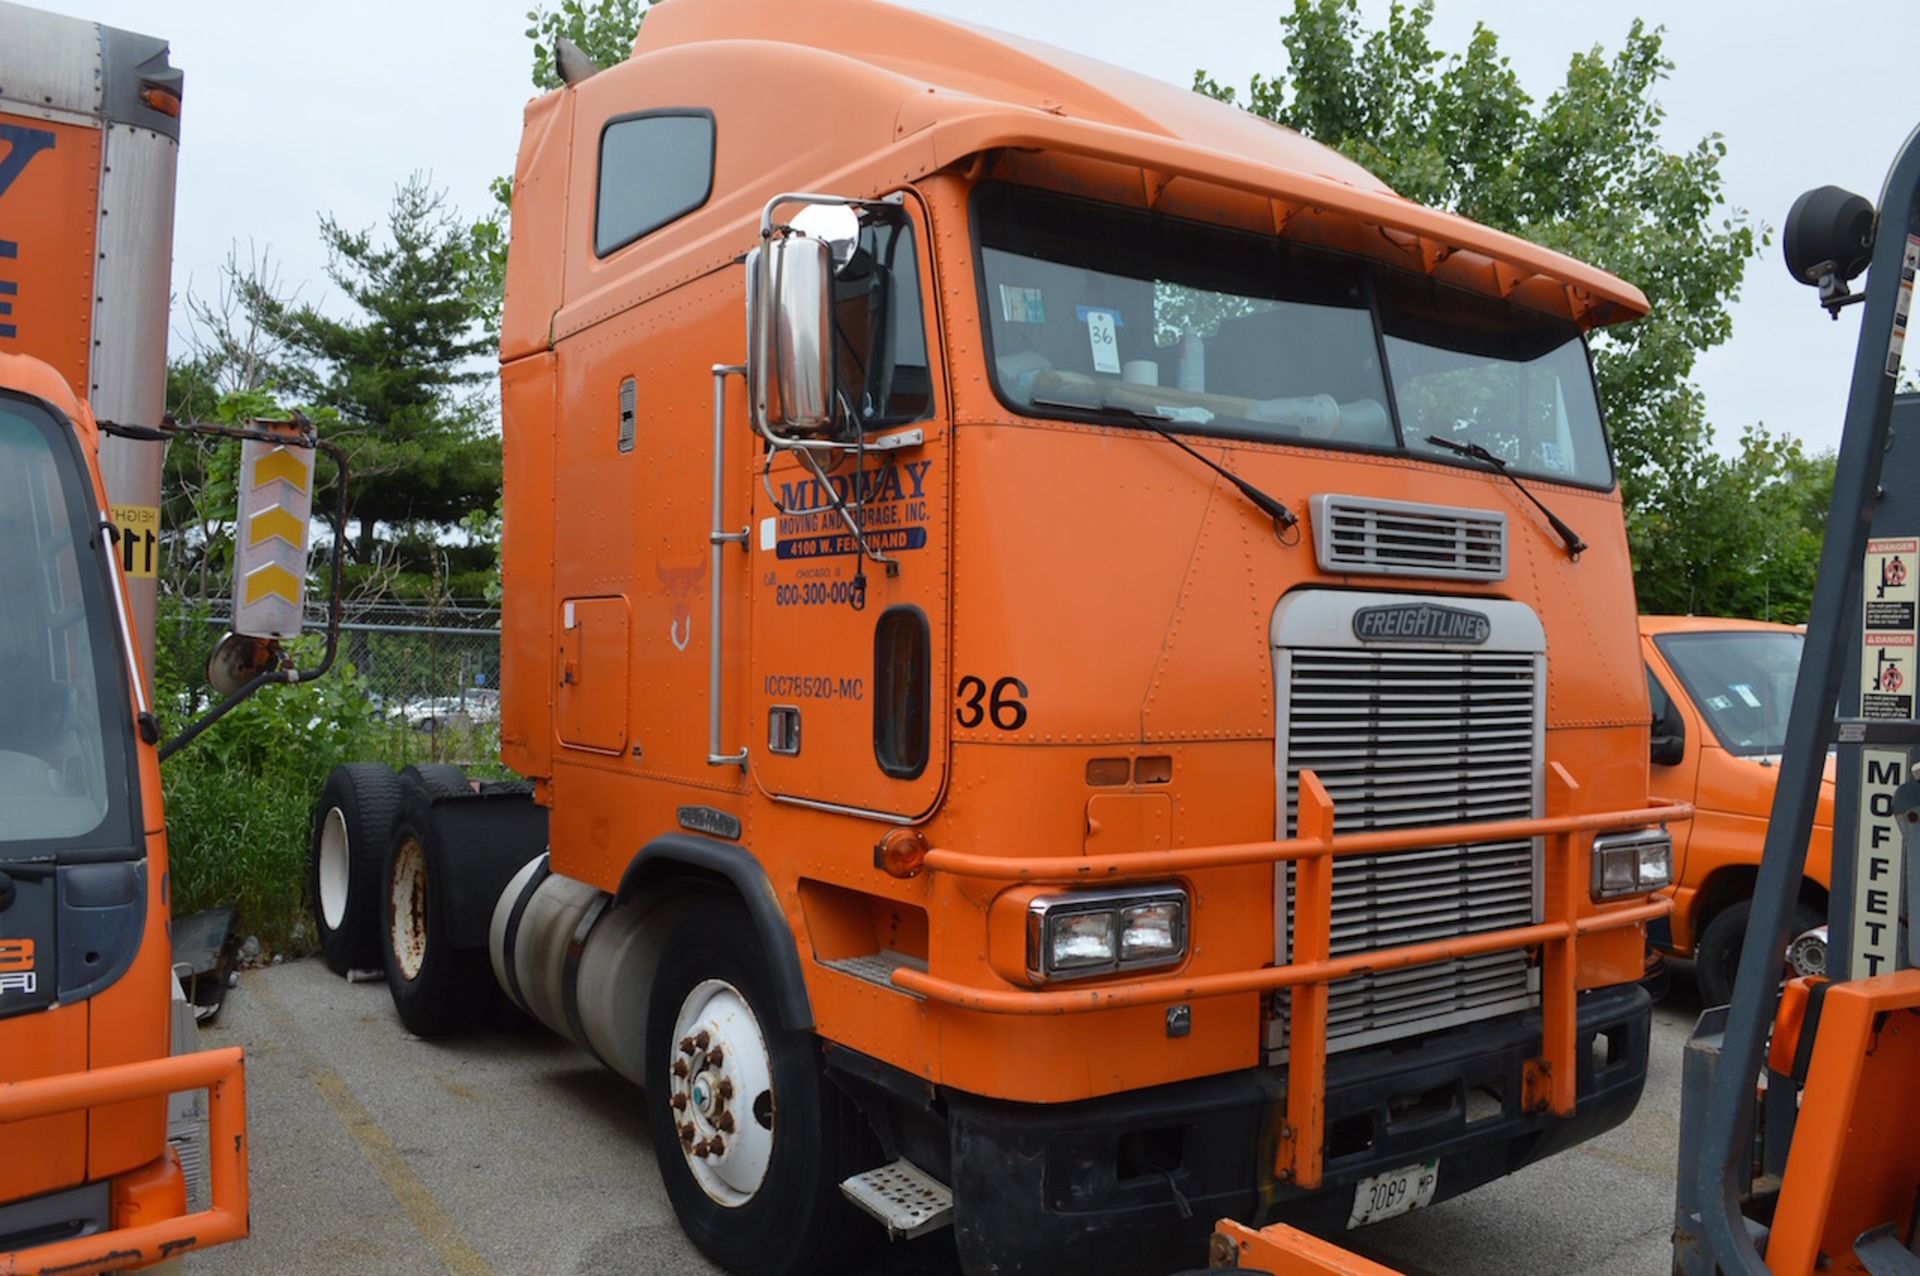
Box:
[644,895,877,1276]
[381,783,495,1037]
[310,763,402,976]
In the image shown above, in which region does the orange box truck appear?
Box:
[317,2,1691,1271]
[0,6,321,1270]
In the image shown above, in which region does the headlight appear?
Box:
[1591,829,1673,901]
[1027,886,1188,982]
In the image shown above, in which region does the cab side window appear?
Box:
[1647,665,1685,766]
[595,111,715,257]
[832,219,933,431]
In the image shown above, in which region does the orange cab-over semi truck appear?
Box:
[323,2,1691,1271]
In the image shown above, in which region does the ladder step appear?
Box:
[839,1158,954,1240]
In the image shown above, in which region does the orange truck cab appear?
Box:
[1641,616,1831,1004]
[322,2,1687,1272]
[1,8,251,1272]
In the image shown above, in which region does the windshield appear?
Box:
[1656,630,1804,757]
[975,183,1613,488]
[0,395,131,854]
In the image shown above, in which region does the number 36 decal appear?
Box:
[955,675,1028,730]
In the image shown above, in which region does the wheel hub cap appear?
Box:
[668,978,775,1207]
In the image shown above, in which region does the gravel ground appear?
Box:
[186,959,1702,1275]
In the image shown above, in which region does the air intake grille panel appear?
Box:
[1271,645,1541,1058]
[1311,494,1507,582]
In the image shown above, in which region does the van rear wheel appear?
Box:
[644,895,875,1276]
[310,764,401,975]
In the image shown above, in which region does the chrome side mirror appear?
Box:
[749,233,836,438]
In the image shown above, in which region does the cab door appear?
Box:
[746,196,949,819]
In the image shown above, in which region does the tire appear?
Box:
[644,895,876,1276]
[401,762,469,797]
[382,784,495,1037]
[1694,899,1823,1008]
[309,763,402,976]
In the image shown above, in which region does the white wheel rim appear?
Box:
[318,807,351,931]
[390,834,428,981]
[668,978,776,1207]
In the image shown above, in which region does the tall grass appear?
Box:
[153,603,386,951]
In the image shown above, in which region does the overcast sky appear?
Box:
[33,0,1918,455]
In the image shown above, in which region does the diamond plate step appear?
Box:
[839,1158,953,1240]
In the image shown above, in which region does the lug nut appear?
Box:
[679,1123,695,1145]
[707,1047,724,1067]
[670,1093,688,1111]
[672,1059,689,1080]
[717,1111,735,1133]
[717,1078,734,1100]
[679,1036,697,1056]
[693,1139,710,1158]
[708,1136,726,1157]
[694,1030,711,1051]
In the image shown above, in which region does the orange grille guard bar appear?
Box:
[890,766,1687,1193]
[888,899,1670,1015]
[911,798,1695,885]
[0,1047,249,1276]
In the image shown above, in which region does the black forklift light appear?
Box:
[1783,185,1876,291]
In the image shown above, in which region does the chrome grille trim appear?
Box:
[1311,494,1507,582]
[1268,592,1545,1060]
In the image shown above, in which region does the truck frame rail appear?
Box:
[890,763,1688,1190]
[0,1048,249,1275]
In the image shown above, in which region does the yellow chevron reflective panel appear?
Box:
[252,447,312,493]
[246,504,305,549]
[242,562,302,607]
[234,438,316,638]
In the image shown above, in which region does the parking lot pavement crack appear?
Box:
[252,972,496,1276]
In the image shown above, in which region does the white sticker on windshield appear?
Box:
[1707,694,1732,711]
[1539,441,1569,473]
[1085,309,1121,374]
[1732,683,1761,708]
[999,284,1045,324]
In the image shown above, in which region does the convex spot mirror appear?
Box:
[206,631,282,697]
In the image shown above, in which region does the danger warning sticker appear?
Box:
[1863,538,1919,719]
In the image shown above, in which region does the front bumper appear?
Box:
[0,1048,248,1275]
[947,983,1651,1275]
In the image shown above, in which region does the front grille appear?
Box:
[1271,645,1540,1058]
[1311,494,1507,582]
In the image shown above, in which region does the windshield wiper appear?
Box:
[1034,397,1299,536]
[1423,434,1586,560]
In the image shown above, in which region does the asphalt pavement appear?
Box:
[187,959,1702,1276]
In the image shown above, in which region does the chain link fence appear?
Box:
[198,603,505,773]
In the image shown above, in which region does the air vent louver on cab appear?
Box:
[1310,494,1507,582]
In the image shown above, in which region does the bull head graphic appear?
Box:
[656,559,705,652]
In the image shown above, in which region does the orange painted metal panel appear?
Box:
[0,1048,250,1274]
[557,596,631,754]
[1212,1218,1403,1275]
[0,114,99,399]
[1768,972,1920,1275]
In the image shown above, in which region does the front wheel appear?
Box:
[644,895,875,1276]
[1694,899,1823,1008]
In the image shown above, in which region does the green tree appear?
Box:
[1195,1,1763,592]
[1630,426,1832,621]
[525,0,655,91]
[268,174,500,596]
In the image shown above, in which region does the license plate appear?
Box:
[1347,1159,1438,1227]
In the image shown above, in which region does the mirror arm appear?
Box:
[158,434,350,761]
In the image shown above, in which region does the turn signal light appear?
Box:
[874,828,930,879]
